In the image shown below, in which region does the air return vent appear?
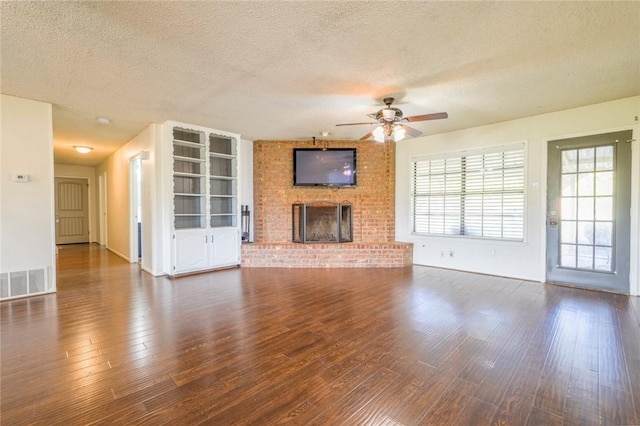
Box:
[0,268,50,300]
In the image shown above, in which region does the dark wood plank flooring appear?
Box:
[1,244,639,425]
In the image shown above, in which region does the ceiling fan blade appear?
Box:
[336,122,378,127]
[360,131,374,140]
[401,125,422,137]
[404,112,448,122]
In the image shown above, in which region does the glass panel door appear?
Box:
[558,145,614,271]
[546,131,632,293]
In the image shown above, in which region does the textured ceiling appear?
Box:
[2,1,639,167]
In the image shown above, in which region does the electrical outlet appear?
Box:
[449,250,454,257]
[440,250,445,257]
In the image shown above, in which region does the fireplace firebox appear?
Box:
[292,201,353,243]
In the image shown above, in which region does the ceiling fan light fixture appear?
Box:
[74,145,93,154]
[393,125,406,142]
[382,108,396,121]
[373,126,386,142]
[335,96,447,141]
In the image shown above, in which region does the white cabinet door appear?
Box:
[211,228,240,267]
[173,228,239,274]
[173,230,209,273]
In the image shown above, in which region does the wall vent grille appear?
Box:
[0,267,50,300]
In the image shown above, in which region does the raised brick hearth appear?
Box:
[241,242,413,268]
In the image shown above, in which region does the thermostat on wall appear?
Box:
[11,174,30,183]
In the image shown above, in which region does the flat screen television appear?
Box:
[293,148,357,187]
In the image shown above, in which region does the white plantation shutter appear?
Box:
[411,143,525,241]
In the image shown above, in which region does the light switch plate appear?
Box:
[11,174,29,183]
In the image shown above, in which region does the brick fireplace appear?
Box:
[241,139,413,267]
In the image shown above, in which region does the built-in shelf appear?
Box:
[172,128,206,229]
[165,122,242,275]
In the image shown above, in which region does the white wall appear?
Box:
[240,138,254,242]
[54,164,98,243]
[0,95,56,291]
[96,124,162,275]
[396,96,640,295]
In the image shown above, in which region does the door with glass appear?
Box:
[546,131,632,293]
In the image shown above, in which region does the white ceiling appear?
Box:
[2,1,639,167]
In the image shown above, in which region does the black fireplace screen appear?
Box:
[292,201,353,243]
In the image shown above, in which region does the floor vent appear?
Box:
[0,267,50,300]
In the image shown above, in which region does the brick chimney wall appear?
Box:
[252,139,396,243]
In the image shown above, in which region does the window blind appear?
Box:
[411,143,525,241]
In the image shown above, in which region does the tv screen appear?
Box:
[293,148,356,187]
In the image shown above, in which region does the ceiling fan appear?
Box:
[336,97,448,142]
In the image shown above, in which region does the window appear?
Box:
[411,143,525,241]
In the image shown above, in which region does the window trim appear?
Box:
[410,142,528,242]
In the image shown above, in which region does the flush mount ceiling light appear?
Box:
[96,117,111,124]
[73,146,93,154]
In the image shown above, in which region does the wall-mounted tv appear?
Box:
[293,148,357,187]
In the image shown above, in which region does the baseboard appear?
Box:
[106,246,130,262]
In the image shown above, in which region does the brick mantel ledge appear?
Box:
[241,242,413,268]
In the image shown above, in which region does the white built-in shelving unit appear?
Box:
[164,122,241,275]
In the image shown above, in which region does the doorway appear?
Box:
[55,177,90,245]
[130,157,142,262]
[546,130,632,293]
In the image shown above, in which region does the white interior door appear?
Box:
[55,177,89,245]
[546,130,632,293]
[98,172,107,246]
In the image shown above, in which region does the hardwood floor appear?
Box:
[1,244,639,425]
